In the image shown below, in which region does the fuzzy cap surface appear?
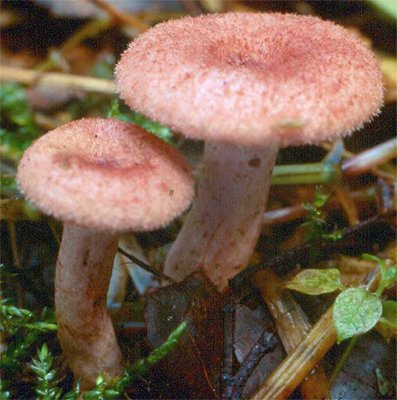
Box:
[17,118,194,232]
[116,12,383,147]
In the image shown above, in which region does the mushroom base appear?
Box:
[164,140,278,291]
[55,224,123,389]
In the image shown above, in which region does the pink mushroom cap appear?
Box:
[17,118,194,232]
[116,12,384,147]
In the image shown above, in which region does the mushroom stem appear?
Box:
[164,140,278,292]
[55,224,123,389]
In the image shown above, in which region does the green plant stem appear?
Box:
[131,321,187,377]
[271,162,336,185]
[329,335,360,387]
[272,138,397,185]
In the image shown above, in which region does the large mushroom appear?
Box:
[116,13,383,292]
[17,118,194,388]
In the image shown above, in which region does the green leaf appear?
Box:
[286,268,343,295]
[333,288,383,343]
[376,300,397,341]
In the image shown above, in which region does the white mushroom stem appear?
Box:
[164,140,278,292]
[55,224,123,389]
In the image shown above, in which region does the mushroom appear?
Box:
[115,13,383,292]
[16,118,194,388]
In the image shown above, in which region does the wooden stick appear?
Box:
[0,65,116,94]
[254,269,330,400]
[250,307,336,400]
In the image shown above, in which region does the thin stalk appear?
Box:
[250,307,336,400]
[329,335,359,387]
[117,247,172,282]
[271,162,335,185]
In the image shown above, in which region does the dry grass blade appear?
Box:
[0,65,116,93]
[342,138,397,176]
[254,269,330,400]
[250,307,336,400]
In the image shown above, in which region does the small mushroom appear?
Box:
[116,13,384,292]
[17,118,194,388]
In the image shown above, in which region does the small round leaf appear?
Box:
[333,288,382,343]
